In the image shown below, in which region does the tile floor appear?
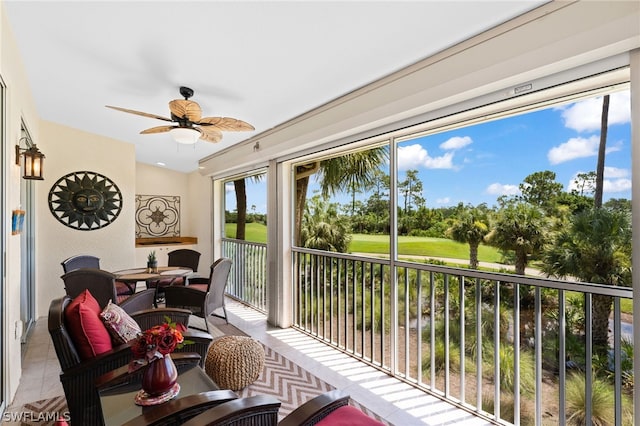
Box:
[6,298,493,426]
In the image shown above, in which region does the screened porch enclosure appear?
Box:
[220,68,634,425]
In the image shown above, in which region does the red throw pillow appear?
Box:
[64,289,113,360]
[315,405,385,426]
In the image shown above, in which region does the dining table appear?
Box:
[114,266,193,293]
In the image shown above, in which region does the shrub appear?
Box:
[422,339,461,374]
[482,343,535,396]
[564,372,633,426]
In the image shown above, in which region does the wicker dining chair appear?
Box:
[61,268,150,309]
[164,258,232,333]
[61,254,100,272]
[61,254,135,296]
[147,249,202,299]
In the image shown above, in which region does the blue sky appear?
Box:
[227,90,631,213]
[396,90,631,208]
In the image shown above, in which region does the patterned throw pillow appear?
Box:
[100,301,141,345]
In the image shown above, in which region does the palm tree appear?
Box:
[446,206,490,270]
[294,147,388,246]
[233,179,247,240]
[233,173,265,240]
[486,202,548,275]
[594,94,609,208]
[541,207,631,351]
[300,195,351,252]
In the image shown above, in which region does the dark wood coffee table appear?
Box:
[98,363,234,426]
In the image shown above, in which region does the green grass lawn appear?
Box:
[225,223,632,314]
[348,233,503,263]
[225,224,502,263]
[225,223,268,243]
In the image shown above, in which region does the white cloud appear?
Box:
[225,182,235,192]
[604,178,631,193]
[439,136,472,150]
[558,91,630,132]
[604,166,629,178]
[485,183,520,196]
[436,197,450,204]
[547,135,599,165]
[397,144,455,170]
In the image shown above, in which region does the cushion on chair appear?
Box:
[187,283,208,292]
[315,405,385,426]
[156,277,186,287]
[116,294,130,304]
[100,300,141,344]
[115,280,132,295]
[64,289,113,360]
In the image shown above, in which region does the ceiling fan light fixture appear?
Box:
[170,127,200,145]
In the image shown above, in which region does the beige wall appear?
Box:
[186,170,213,271]
[36,121,137,317]
[35,129,215,318]
[135,163,213,273]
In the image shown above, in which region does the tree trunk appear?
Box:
[515,250,526,275]
[591,94,610,355]
[469,242,479,270]
[592,294,612,355]
[234,179,246,240]
[295,176,310,246]
[594,94,609,208]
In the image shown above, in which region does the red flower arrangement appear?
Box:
[130,317,191,370]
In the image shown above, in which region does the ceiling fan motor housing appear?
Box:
[179,86,194,99]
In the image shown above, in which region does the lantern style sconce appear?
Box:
[15,137,45,180]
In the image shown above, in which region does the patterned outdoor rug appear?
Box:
[4,395,68,426]
[237,344,335,417]
[236,344,385,423]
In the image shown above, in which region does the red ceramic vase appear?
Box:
[142,354,178,396]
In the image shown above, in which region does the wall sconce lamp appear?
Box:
[15,137,45,180]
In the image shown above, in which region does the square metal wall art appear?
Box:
[135,195,180,238]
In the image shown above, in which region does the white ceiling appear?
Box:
[4,1,546,173]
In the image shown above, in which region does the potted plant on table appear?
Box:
[147,250,158,273]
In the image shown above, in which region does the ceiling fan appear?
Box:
[106,86,254,144]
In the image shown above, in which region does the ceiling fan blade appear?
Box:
[198,126,223,143]
[169,99,202,122]
[197,116,255,132]
[140,125,176,134]
[106,105,173,122]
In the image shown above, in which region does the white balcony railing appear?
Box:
[222,240,633,425]
[292,248,633,425]
[222,238,268,313]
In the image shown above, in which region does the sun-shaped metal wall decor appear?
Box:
[48,171,123,230]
